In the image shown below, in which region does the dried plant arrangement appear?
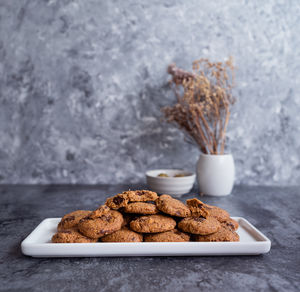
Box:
[163,58,235,155]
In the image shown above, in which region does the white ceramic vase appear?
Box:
[196,153,235,196]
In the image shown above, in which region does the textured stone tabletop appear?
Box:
[0,184,299,292]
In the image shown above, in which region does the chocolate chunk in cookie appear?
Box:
[178,216,221,235]
[144,229,190,242]
[105,194,129,210]
[156,194,191,217]
[78,210,123,239]
[101,227,143,242]
[57,210,92,231]
[124,190,158,202]
[220,217,239,231]
[123,202,159,215]
[130,214,176,233]
[186,199,210,218]
[193,226,239,242]
[52,228,97,243]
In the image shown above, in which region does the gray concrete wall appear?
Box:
[0,0,299,185]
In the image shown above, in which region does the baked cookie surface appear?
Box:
[78,210,123,239]
[205,204,230,222]
[105,194,129,210]
[52,228,97,243]
[193,226,239,242]
[144,229,190,242]
[178,216,221,235]
[89,205,111,219]
[221,217,239,231]
[130,214,176,233]
[186,199,210,218]
[105,190,158,210]
[57,210,92,231]
[123,202,159,215]
[156,195,191,217]
[101,227,143,242]
[124,190,158,202]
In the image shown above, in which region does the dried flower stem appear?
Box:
[163,58,235,155]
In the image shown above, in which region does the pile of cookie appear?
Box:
[52,190,239,243]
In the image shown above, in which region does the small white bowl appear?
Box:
[146,169,196,197]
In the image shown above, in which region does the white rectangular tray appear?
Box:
[21,217,271,257]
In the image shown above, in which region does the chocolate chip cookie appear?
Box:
[178,216,221,235]
[52,228,97,243]
[144,229,190,242]
[123,202,159,215]
[124,190,158,202]
[205,204,230,222]
[89,205,111,219]
[105,193,129,210]
[186,199,210,218]
[221,217,239,231]
[156,194,191,217]
[105,190,158,210]
[130,214,176,233]
[101,227,143,242]
[193,226,240,242]
[78,210,123,239]
[57,210,92,231]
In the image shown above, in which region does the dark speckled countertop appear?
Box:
[0,185,299,292]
